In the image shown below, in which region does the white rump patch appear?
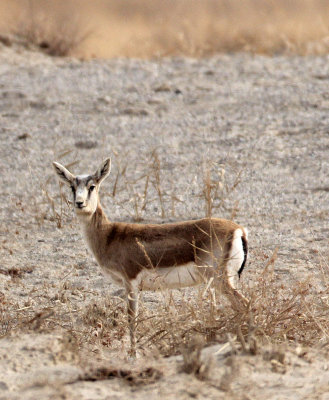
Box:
[226,228,244,290]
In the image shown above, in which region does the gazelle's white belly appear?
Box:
[135,263,212,291]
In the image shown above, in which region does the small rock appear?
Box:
[0,381,8,390]
[16,133,31,140]
[75,140,98,149]
[121,107,149,116]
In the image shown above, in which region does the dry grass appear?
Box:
[202,161,242,218]
[109,149,174,222]
[37,156,79,227]
[0,0,90,57]
[2,238,324,361]
[133,262,328,357]
[1,0,329,58]
[3,254,325,359]
[1,153,327,369]
[104,151,242,222]
[16,153,324,360]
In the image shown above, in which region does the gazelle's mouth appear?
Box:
[75,205,90,214]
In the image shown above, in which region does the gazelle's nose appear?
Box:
[76,201,84,208]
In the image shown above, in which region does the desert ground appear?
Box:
[0,43,328,399]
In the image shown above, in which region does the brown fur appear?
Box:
[84,202,242,281]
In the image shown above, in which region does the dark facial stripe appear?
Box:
[71,186,76,202]
[85,176,93,185]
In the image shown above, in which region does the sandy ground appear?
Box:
[0,45,328,399]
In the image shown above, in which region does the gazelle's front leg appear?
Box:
[125,281,139,356]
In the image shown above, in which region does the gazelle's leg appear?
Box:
[126,281,139,356]
[224,278,249,309]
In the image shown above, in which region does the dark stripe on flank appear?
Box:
[238,235,248,278]
[106,225,117,245]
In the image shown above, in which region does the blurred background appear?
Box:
[0,0,329,58]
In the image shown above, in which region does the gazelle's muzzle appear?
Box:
[75,201,85,209]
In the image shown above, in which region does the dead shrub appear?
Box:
[180,335,213,380]
[81,365,163,386]
[9,1,91,56]
[0,266,34,279]
[82,297,127,347]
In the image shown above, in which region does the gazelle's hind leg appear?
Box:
[224,229,249,309]
[125,281,139,356]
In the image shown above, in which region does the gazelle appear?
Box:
[53,158,248,354]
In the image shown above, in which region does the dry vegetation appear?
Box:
[1,0,329,58]
[2,256,327,360]
[1,154,328,365]
[0,27,328,396]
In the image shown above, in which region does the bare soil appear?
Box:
[0,45,328,399]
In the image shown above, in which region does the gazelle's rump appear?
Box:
[226,228,247,291]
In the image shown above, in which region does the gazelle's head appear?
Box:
[53,158,111,217]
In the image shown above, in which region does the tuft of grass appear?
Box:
[7,0,91,57]
[82,297,127,348]
[36,153,79,228]
[180,335,213,381]
[110,150,168,222]
[202,161,242,218]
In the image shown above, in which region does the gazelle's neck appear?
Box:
[78,200,110,253]
[77,200,111,266]
[92,201,110,228]
[77,200,109,231]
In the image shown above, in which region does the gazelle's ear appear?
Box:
[93,158,111,185]
[53,162,75,185]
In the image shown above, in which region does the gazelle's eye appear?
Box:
[89,185,95,192]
